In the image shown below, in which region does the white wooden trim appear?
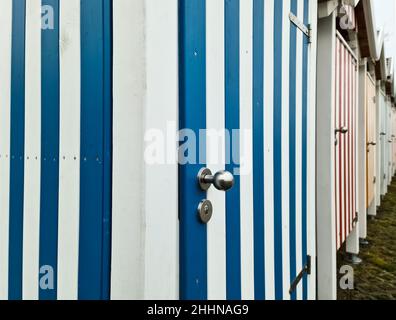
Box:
[316,12,337,300]
[22,0,41,300]
[57,0,81,300]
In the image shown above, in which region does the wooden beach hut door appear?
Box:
[366,74,377,208]
[179,0,317,301]
[334,33,358,250]
[380,92,387,196]
[386,102,392,185]
[393,108,396,174]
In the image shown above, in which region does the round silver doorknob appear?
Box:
[335,127,349,135]
[198,168,235,191]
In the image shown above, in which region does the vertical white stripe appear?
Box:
[206,0,227,300]
[0,0,12,300]
[144,0,179,300]
[307,0,318,300]
[23,0,41,300]
[281,0,290,300]
[57,0,81,300]
[263,0,275,300]
[239,0,254,300]
[111,0,145,299]
[295,0,304,300]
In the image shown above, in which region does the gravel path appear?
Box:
[338,179,396,300]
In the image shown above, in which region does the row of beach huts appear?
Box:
[0,0,395,300]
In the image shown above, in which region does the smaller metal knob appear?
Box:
[198,200,213,224]
[198,168,235,191]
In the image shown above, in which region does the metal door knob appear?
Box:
[335,127,348,135]
[198,168,235,191]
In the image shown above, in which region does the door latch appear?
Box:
[335,127,349,135]
[289,255,312,295]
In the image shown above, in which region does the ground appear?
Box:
[337,179,396,300]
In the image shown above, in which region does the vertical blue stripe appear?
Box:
[79,0,112,300]
[289,0,298,302]
[101,0,113,300]
[273,0,284,300]
[8,0,26,301]
[302,0,309,301]
[178,0,207,300]
[225,0,241,300]
[253,0,265,301]
[39,0,60,301]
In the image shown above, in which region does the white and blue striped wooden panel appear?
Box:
[1,0,317,301]
[179,0,317,300]
[379,90,387,197]
[0,0,112,300]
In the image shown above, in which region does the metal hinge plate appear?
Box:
[289,255,312,295]
[289,13,311,42]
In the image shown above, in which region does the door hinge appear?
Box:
[289,12,311,43]
[289,255,311,295]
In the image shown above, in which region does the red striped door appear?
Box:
[334,32,358,250]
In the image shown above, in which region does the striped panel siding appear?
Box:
[334,33,358,250]
[179,0,315,300]
[1,0,318,301]
[0,0,112,301]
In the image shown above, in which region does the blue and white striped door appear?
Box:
[0,0,112,300]
[179,0,316,300]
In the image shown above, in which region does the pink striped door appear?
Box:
[334,33,358,250]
